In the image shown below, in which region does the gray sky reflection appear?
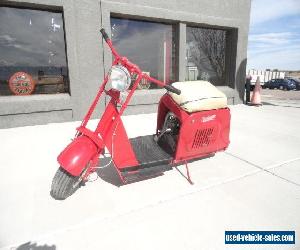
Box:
[111,18,175,82]
[0,7,67,67]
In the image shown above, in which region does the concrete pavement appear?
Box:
[0,100,300,250]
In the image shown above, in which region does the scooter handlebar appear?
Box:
[145,75,181,95]
[100,28,109,42]
[100,27,180,96]
[100,28,120,58]
[164,85,181,95]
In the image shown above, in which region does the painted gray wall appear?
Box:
[0,0,251,128]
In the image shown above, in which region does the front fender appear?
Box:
[57,136,98,176]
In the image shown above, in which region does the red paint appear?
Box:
[95,100,139,169]
[56,29,231,188]
[58,136,98,176]
[157,94,230,163]
[59,36,145,176]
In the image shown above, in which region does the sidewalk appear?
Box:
[0,102,300,250]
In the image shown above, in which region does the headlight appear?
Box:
[109,65,131,92]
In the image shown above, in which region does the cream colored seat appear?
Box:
[168,81,227,113]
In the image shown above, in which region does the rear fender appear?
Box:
[57,136,98,176]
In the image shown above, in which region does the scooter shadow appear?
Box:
[95,153,216,187]
[95,155,122,187]
[14,242,56,250]
[95,154,165,187]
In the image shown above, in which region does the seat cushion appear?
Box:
[168,81,227,112]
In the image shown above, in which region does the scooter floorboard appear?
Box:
[129,135,172,169]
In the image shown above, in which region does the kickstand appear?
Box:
[185,161,194,185]
[175,161,194,185]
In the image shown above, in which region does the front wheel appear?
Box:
[50,167,86,200]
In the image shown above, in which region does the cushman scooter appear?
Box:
[50,28,230,200]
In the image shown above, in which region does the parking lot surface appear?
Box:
[0,98,300,250]
[261,88,300,101]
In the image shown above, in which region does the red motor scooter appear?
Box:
[50,29,230,200]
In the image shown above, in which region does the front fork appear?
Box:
[82,152,101,180]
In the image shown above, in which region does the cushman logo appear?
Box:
[202,114,216,123]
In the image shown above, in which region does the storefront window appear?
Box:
[111,17,176,89]
[0,7,69,96]
[186,26,226,86]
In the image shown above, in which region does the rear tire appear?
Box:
[50,167,84,200]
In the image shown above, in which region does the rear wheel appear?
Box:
[50,167,86,200]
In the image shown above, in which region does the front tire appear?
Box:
[50,167,84,200]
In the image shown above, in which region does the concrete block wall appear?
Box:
[0,0,251,128]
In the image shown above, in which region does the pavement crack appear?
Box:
[266,157,300,170]
[225,152,300,187]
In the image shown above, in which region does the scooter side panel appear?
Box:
[175,108,230,161]
[96,102,139,169]
[104,119,140,169]
[157,94,230,162]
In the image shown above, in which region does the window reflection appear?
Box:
[186,26,226,86]
[0,7,69,96]
[111,17,176,89]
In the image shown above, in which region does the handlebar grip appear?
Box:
[164,85,181,95]
[100,28,109,42]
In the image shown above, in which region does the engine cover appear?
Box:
[157,94,230,163]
